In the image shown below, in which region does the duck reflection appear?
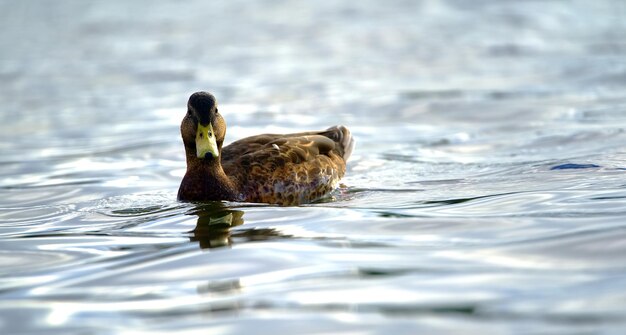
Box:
[188,202,291,249]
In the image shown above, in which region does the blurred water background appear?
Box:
[1,0,626,334]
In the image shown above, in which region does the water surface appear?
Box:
[1,0,626,334]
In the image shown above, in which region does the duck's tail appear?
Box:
[325,125,355,162]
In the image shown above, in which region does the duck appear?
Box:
[177,91,355,205]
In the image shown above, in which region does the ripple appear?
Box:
[0,204,76,225]
[0,249,75,275]
[550,163,601,170]
[0,188,85,207]
[571,105,626,123]
[392,190,626,218]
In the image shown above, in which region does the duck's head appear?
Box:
[181,91,227,162]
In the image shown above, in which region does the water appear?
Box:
[1,0,626,333]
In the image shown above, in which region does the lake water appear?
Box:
[1,1,626,334]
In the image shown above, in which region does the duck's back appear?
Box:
[221,126,354,205]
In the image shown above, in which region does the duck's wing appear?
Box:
[222,126,353,161]
[221,126,354,204]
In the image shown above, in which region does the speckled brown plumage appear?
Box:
[177,91,355,205]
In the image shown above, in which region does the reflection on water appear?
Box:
[1,0,626,334]
[187,202,292,249]
[190,202,244,248]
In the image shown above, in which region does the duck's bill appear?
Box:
[196,123,219,159]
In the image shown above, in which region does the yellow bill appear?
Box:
[196,123,219,159]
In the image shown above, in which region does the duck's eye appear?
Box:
[187,109,192,116]
[215,108,219,114]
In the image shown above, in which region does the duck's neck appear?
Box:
[178,153,238,202]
